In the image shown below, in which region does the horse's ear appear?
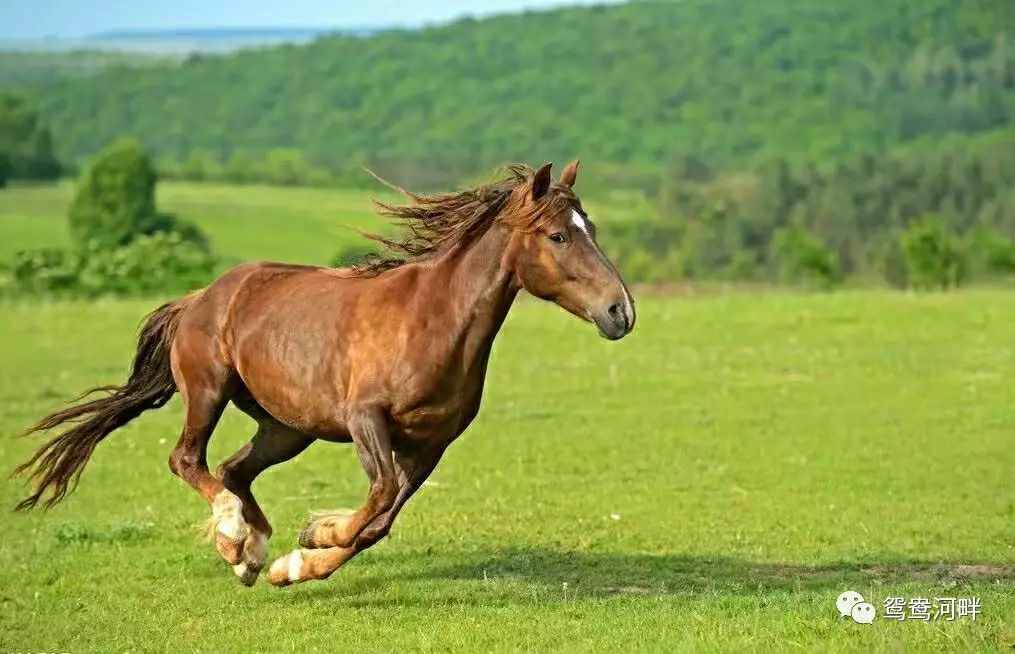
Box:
[560,159,580,188]
[531,162,552,200]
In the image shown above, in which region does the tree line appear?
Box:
[0,93,61,185]
[5,0,1011,187]
[605,129,1015,287]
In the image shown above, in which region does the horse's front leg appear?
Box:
[266,442,446,587]
[266,406,396,584]
[299,406,399,549]
[356,444,447,543]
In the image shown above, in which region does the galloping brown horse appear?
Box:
[14,161,635,587]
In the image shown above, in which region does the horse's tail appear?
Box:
[12,293,199,511]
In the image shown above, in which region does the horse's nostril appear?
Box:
[607,302,626,327]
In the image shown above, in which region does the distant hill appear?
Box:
[80,26,382,53]
[0,50,175,87]
[0,26,381,55]
[0,26,383,91]
[89,27,345,41]
[9,0,1014,177]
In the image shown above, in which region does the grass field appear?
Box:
[0,182,386,264]
[0,180,653,265]
[0,291,1013,652]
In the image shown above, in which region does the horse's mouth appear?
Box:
[593,312,632,341]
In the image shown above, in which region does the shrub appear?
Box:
[964,227,1015,279]
[4,233,215,298]
[900,216,965,290]
[618,248,661,283]
[223,151,257,183]
[0,151,10,188]
[77,232,215,295]
[68,138,160,249]
[8,247,82,294]
[879,238,909,289]
[145,212,212,251]
[770,225,840,288]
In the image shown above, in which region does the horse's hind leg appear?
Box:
[167,330,249,567]
[216,417,313,585]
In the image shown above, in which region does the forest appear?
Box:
[5,0,1011,183]
[0,0,1013,287]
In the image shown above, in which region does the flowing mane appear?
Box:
[352,163,577,276]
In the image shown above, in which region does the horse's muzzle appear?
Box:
[594,298,635,341]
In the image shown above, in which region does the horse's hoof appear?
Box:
[230,531,268,586]
[232,562,260,587]
[267,550,304,587]
[298,511,355,548]
[297,523,316,548]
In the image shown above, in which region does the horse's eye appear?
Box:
[548,233,567,244]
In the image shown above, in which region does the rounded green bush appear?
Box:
[68,138,159,249]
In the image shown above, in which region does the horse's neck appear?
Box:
[429,224,518,367]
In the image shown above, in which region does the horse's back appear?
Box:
[177,261,329,345]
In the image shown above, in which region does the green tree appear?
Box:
[67,138,160,249]
[770,225,840,288]
[0,93,61,180]
[964,227,1015,278]
[900,216,965,290]
[0,151,10,188]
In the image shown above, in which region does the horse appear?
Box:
[13,160,635,587]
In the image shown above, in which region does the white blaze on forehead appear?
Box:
[571,210,592,238]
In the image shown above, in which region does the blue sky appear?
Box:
[0,0,620,39]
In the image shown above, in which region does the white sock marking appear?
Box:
[288,550,303,582]
[212,490,246,541]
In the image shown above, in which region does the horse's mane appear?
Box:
[351,163,576,276]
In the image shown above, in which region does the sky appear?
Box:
[0,0,620,39]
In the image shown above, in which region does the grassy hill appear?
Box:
[11,0,1013,179]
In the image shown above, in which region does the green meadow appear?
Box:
[0,181,653,264]
[0,182,1012,651]
[0,181,384,264]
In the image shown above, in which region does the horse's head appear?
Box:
[507,161,635,340]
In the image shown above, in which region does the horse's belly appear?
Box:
[392,386,484,445]
[233,338,351,439]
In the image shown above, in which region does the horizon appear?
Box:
[0,0,625,41]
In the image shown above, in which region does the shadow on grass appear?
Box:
[288,546,1014,606]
